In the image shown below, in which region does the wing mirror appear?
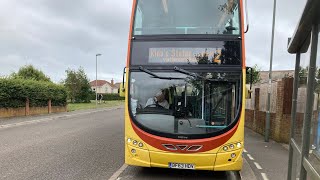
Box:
[246,67,253,99]
[120,67,126,97]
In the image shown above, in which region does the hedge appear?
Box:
[0,78,67,108]
[91,93,125,101]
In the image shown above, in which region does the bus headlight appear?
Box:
[127,138,132,143]
[236,142,241,148]
[138,142,143,147]
[223,146,228,151]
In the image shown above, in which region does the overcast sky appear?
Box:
[0,0,308,83]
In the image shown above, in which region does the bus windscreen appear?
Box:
[129,70,241,138]
[133,0,240,35]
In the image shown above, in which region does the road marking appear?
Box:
[247,154,255,160]
[240,158,257,180]
[0,108,120,130]
[254,162,262,170]
[109,164,128,180]
[243,149,247,153]
[261,173,269,180]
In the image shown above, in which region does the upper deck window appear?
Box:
[133,0,240,35]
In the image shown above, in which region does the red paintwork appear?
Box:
[130,117,240,153]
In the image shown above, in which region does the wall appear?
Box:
[0,100,67,118]
[92,84,119,94]
[244,77,317,143]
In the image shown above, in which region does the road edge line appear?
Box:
[108,164,128,180]
[0,107,122,129]
[240,158,257,180]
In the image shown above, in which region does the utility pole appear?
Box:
[96,53,102,108]
[265,0,277,142]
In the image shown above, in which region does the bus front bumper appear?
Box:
[125,145,243,171]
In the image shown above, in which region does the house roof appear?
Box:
[114,82,121,88]
[105,81,116,88]
[90,80,120,88]
[90,80,110,87]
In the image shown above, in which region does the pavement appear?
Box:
[0,107,290,180]
[242,128,289,180]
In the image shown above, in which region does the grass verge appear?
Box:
[67,100,124,112]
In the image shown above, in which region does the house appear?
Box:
[258,70,294,84]
[90,79,119,94]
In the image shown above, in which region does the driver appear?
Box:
[145,90,170,109]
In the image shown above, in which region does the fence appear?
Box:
[0,99,67,118]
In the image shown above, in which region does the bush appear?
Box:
[91,93,125,101]
[102,94,125,101]
[0,78,67,108]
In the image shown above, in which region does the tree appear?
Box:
[299,66,308,86]
[246,64,261,84]
[11,65,51,82]
[64,67,92,103]
[195,49,210,64]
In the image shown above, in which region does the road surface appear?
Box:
[0,108,252,180]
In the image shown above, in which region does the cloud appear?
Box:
[0,0,309,84]
[245,0,307,70]
[0,0,132,83]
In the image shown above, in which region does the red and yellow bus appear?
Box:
[122,0,247,171]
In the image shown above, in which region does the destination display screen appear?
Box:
[131,40,241,66]
[148,48,222,64]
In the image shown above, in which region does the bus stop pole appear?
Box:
[299,24,319,180]
[265,0,277,142]
[287,52,300,180]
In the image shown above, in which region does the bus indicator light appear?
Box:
[230,144,235,149]
[231,153,236,158]
[127,138,132,143]
[133,140,138,145]
[138,143,143,147]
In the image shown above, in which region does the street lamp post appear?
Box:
[96,53,102,108]
[265,0,277,142]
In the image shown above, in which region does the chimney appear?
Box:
[111,79,114,85]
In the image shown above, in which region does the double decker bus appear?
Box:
[123,0,247,171]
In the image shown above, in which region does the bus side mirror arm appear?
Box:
[244,0,249,33]
[120,67,126,97]
[122,67,126,89]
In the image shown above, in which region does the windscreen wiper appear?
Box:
[173,66,205,80]
[139,66,184,80]
[173,66,225,82]
[173,66,233,83]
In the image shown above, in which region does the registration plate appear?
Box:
[169,162,195,169]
